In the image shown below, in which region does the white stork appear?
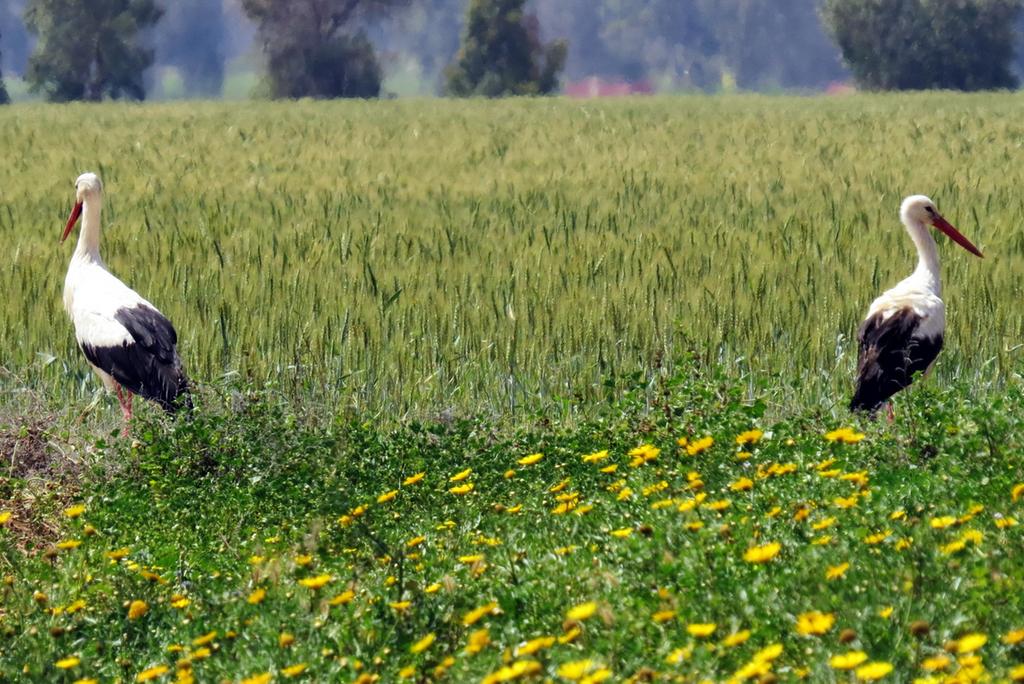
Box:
[850,195,983,416]
[62,172,191,430]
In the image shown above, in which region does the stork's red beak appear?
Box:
[932,213,984,258]
[61,201,82,243]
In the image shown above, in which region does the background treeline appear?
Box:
[0,0,1022,101]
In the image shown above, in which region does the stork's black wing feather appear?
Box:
[80,304,191,413]
[850,308,942,414]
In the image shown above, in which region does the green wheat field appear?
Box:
[1,95,1023,682]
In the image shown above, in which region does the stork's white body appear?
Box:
[64,214,159,393]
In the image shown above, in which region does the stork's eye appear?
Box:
[925,206,936,214]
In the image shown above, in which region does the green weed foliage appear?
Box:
[2,370,1024,681]
[1,94,1022,419]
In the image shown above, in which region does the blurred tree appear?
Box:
[703,0,845,90]
[446,0,566,96]
[155,0,225,97]
[823,0,1022,90]
[241,0,405,98]
[0,0,30,76]
[0,29,8,104]
[370,0,463,93]
[24,0,162,101]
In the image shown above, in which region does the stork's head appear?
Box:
[62,172,103,243]
[900,194,983,258]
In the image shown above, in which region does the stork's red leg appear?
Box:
[115,384,133,435]
[886,402,895,423]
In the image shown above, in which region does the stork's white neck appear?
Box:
[73,195,103,264]
[906,217,941,295]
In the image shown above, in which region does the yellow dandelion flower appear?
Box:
[610,528,632,538]
[170,596,190,609]
[956,633,987,653]
[240,674,272,684]
[281,663,307,677]
[410,632,435,654]
[398,665,416,679]
[403,472,425,486]
[921,655,950,671]
[55,656,81,669]
[465,628,490,654]
[825,427,866,444]
[389,601,411,611]
[516,635,555,656]
[0,511,11,524]
[449,468,472,482]
[278,632,295,648]
[557,659,595,680]
[66,598,87,613]
[995,516,1018,528]
[687,623,716,638]
[826,562,850,580]
[504,469,515,479]
[136,665,170,682]
[753,643,784,662]
[1004,628,1024,645]
[566,601,597,622]
[294,554,313,567]
[705,499,731,511]
[462,601,498,626]
[191,631,216,647]
[518,453,543,465]
[105,547,129,560]
[795,611,835,636]
[813,517,837,531]
[686,437,714,456]
[730,477,754,492]
[599,464,618,473]
[72,679,98,684]
[744,542,781,563]
[449,483,474,495]
[1012,483,1024,502]
[864,531,890,545]
[128,600,149,620]
[298,574,332,589]
[878,606,894,618]
[64,505,86,519]
[56,540,82,550]
[559,627,581,644]
[247,588,266,605]
[722,630,751,647]
[459,554,485,564]
[854,661,893,680]
[834,495,859,509]
[930,516,957,529]
[736,429,763,445]
[328,590,355,606]
[830,651,868,670]
[652,610,677,624]
[960,529,983,545]
[941,540,966,555]
[582,450,609,462]
[406,536,425,548]
[377,490,398,504]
